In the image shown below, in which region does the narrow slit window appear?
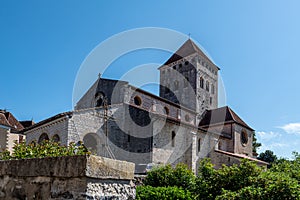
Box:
[171,131,176,147]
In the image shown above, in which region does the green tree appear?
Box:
[137,153,300,200]
[195,159,262,199]
[271,151,300,183]
[258,150,277,166]
[252,132,261,154]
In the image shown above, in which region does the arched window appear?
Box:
[127,134,131,143]
[241,130,248,145]
[206,81,210,92]
[200,77,204,89]
[218,141,222,150]
[198,138,201,152]
[174,80,179,90]
[95,92,105,107]
[184,77,189,88]
[177,109,181,120]
[164,107,169,116]
[52,134,60,143]
[211,84,215,94]
[171,131,176,147]
[133,96,142,106]
[185,114,190,122]
[38,133,49,144]
[83,133,100,155]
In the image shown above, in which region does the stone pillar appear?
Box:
[191,131,197,174]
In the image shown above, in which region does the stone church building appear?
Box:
[22,39,267,173]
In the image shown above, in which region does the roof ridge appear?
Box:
[0,113,11,127]
[226,106,236,121]
[198,106,254,131]
[163,39,218,68]
[227,107,254,131]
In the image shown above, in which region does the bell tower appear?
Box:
[159,39,219,118]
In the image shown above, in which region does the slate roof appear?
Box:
[0,110,24,132]
[20,120,35,128]
[199,106,254,131]
[164,39,220,69]
[21,112,72,133]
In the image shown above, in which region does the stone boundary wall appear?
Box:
[0,155,135,200]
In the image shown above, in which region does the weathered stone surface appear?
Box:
[0,155,135,200]
[86,155,134,180]
[0,155,87,177]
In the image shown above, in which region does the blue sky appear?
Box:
[1,1,300,158]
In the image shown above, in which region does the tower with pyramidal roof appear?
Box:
[159,39,219,123]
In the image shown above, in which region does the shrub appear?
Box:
[143,163,195,190]
[257,171,300,199]
[0,140,90,160]
[136,186,194,200]
[138,157,300,200]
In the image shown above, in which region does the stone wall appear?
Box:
[0,128,8,152]
[209,150,241,169]
[25,117,69,146]
[0,155,135,200]
[0,127,23,153]
[6,132,20,153]
[233,124,253,156]
[159,54,218,116]
[152,118,194,168]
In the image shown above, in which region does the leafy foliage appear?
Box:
[0,141,90,160]
[216,171,300,200]
[258,150,277,165]
[144,163,195,191]
[195,158,262,199]
[252,132,261,153]
[270,151,300,183]
[136,186,194,200]
[137,155,300,200]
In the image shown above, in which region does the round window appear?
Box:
[241,130,248,145]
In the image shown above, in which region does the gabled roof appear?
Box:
[0,110,24,132]
[164,39,219,69]
[199,106,254,131]
[20,120,35,128]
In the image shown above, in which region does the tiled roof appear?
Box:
[0,110,24,132]
[199,106,254,131]
[164,39,219,69]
